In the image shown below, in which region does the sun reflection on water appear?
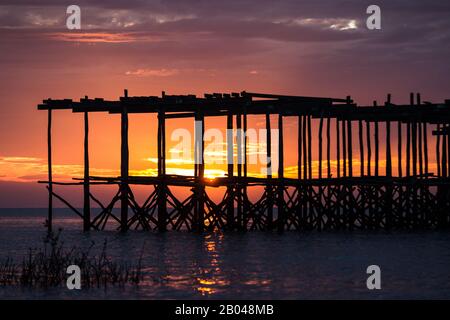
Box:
[194,232,230,296]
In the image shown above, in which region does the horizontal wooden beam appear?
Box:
[36,92,450,123]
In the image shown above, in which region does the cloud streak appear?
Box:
[125,68,179,77]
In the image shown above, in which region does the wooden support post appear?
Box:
[237,114,243,178]
[277,116,283,172]
[236,113,243,230]
[412,121,418,177]
[423,122,428,177]
[277,114,284,232]
[298,115,302,179]
[326,116,332,228]
[347,96,353,178]
[385,95,392,178]
[243,111,248,179]
[297,115,303,227]
[266,114,272,179]
[266,113,273,229]
[227,113,234,229]
[417,93,423,177]
[437,124,441,177]
[162,111,166,176]
[243,110,248,229]
[307,115,312,180]
[336,119,341,178]
[406,121,411,177]
[303,115,308,180]
[342,118,347,177]
[47,108,53,233]
[347,119,353,177]
[375,120,379,177]
[83,111,90,232]
[444,127,449,177]
[366,121,371,177]
[397,119,403,226]
[327,117,331,178]
[318,114,324,179]
[359,120,364,177]
[398,121,402,177]
[302,114,308,227]
[385,115,393,230]
[120,90,129,232]
[386,119,393,229]
[318,113,325,230]
[307,114,314,228]
[317,114,324,230]
[197,112,205,232]
[157,109,167,231]
[366,120,373,227]
[347,118,353,229]
[406,94,413,173]
[448,125,450,177]
[418,122,423,177]
[386,120,392,177]
[157,111,162,176]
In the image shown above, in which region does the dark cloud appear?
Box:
[1,0,449,50]
[0,0,448,103]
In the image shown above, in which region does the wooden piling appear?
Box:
[157,109,167,231]
[120,90,129,231]
[47,108,53,233]
[447,125,450,177]
[385,95,392,177]
[445,126,449,177]
[197,112,205,231]
[277,114,284,231]
[303,115,308,180]
[437,124,441,177]
[359,120,364,177]
[342,119,347,177]
[298,115,302,179]
[398,121,402,177]
[412,121,418,177]
[83,111,90,232]
[423,122,428,176]
[375,120,379,177]
[318,114,324,179]
[347,119,353,177]
[227,112,234,229]
[308,115,312,180]
[386,120,392,177]
[266,113,273,229]
[327,117,331,178]
[243,109,249,228]
[336,119,341,178]
[236,113,243,230]
[448,125,450,177]
[366,121,371,177]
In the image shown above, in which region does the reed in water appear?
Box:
[0,230,144,288]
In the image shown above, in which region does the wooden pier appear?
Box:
[37,91,450,232]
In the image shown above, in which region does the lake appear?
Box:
[0,208,449,299]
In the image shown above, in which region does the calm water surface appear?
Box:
[0,209,449,299]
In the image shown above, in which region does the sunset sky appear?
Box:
[0,0,449,207]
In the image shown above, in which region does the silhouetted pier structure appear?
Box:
[38,91,450,232]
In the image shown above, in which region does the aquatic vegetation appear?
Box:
[0,230,144,288]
